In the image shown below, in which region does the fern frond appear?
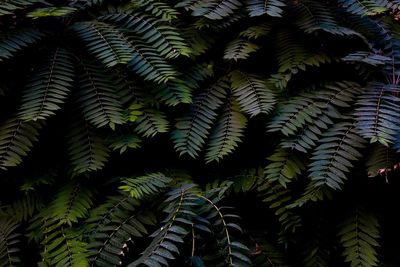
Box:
[0,193,43,223]
[0,116,42,169]
[172,78,229,158]
[246,0,286,17]
[224,38,260,61]
[239,23,272,40]
[354,83,400,146]
[276,30,331,74]
[76,61,124,129]
[182,0,243,20]
[109,133,142,154]
[258,180,302,241]
[87,194,156,267]
[252,240,289,267]
[47,183,94,226]
[205,100,247,163]
[0,0,45,16]
[0,28,45,62]
[134,0,179,21]
[268,94,323,136]
[338,0,388,16]
[71,21,134,67]
[19,48,74,121]
[338,209,380,267]
[67,117,110,175]
[230,70,275,117]
[119,172,172,199]
[128,184,198,267]
[134,108,169,138]
[0,218,20,267]
[265,148,306,187]
[309,122,366,190]
[26,6,77,18]
[99,13,190,58]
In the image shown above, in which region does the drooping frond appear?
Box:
[205,100,247,163]
[258,180,302,241]
[46,183,93,226]
[265,148,306,187]
[0,116,42,169]
[119,172,172,199]
[0,0,44,16]
[275,30,331,74]
[338,0,388,16]
[67,117,110,175]
[71,21,135,67]
[19,48,74,121]
[0,28,45,62]
[134,0,179,21]
[87,194,156,267]
[200,194,251,266]
[26,6,77,18]
[309,122,366,190]
[128,184,198,267]
[99,13,190,59]
[0,218,21,267]
[338,209,380,267]
[178,0,243,20]
[246,0,286,17]
[354,83,400,146]
[230,70,275,117]
[75,61,124,129]
[280,81,362,153]
[134,108,169,138]
[224,39,260,61]
[172,78,229,158]
[109,133,142,154]
[268,94,323,136]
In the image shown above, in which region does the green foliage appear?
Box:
[0,218,20,267]
[338,209,380,267]
[1,0,400,266]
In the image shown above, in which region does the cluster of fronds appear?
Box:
[1,0,400,266]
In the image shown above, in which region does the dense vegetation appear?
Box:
[1,0,400,266]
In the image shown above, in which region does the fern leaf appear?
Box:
[224,38,260,61]
[309,122,366,190]
[265,148,306,187]
[0,28,45,62]
[0,219,21,267]
[246,0,286,17]
[338,209,380,267]
[230,70,275,117]
[128,184,198,267]
[19,48,74,121]
[47,183,94,226]
[71,21,134,67]
[99,13,190,58]
[0,116,42,169]
[171,78,229,158]
[134,108,169,138]
[355,83,400,146]
[67,117,110,175]
[134,0,179,22]
[109,133,142,154]
[187,0,243,20]
[119,172,172,199]
[267,94,323,136]
[87,194,156,267]
[338,0,388,16]
[76,61,124,129]
[205,100,247,163]
[26,6,77,18]
[0,0,45,16]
